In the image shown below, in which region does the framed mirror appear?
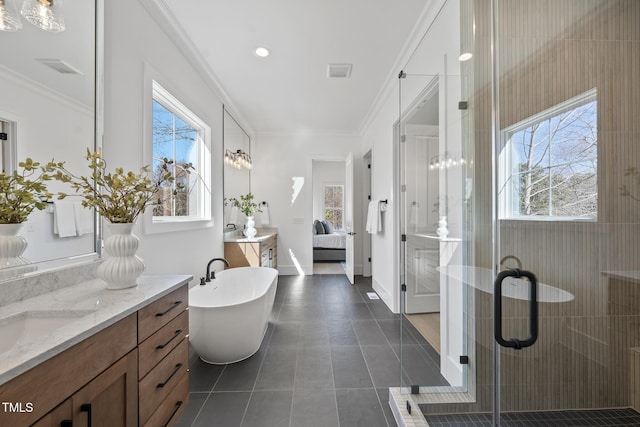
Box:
[223,106,251,231]
[0,0,102,279]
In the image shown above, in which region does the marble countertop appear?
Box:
[224,231,277,243]
[0,274,192,386]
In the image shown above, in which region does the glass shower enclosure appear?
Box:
[394,0,640,425]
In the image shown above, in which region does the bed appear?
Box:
[312,220,346,262]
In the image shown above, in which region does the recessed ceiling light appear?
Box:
[254,47,270,58]
[459,52,473,61]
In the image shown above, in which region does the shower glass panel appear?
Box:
[395,0,640,425]
[397,0,475,406]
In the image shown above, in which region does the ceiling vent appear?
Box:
[36,58,83,75]
[327,63,352,78]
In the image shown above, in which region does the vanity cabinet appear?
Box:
[0,282,189,427]
[137,286,189,427]
[225,233,277,269]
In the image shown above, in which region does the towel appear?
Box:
[228,206,239,225]
[366,200,382,234]
[74,203,94,236]
[258,203,271,226]
[53,200,77,238]
[409,201,419,228]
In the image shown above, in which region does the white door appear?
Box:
[344,153,355,284]
[403,124,441,313]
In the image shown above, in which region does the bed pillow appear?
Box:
[314,220,325,234]
[322,220,333,234]
[312,221,317,235]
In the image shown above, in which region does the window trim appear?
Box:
[323,183,344,229]
[499,89,598,222]
[142,66,213,235]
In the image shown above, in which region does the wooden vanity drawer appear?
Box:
[142,372,189,427]
[0,313,137,426]
[138,309,188,379]
[138,285,188,343]
[139,339,189,425]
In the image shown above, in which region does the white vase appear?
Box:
[245,216,257,239]
[0,223,31,269]
[436,216,449,238]
[97,222,145,290]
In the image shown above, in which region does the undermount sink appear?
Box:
[0,310,94,354]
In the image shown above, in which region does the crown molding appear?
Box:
[357,0,448,137]
[138,0,255,136]
[0,65,92,116]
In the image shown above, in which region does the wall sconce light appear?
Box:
[429,153,466,171]
[0,0,22,31]
[0,0,65,32]
[21,0,65,32]
[224,149,253,170]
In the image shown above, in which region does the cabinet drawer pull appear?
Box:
[155,301,182,317]
[162,401,183,427]
[61,420,72,427]
[80,403,92,427]
[156,329,183,350]
[157,363,183,388]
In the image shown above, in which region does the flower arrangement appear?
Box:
[50,149,192,223]
[0,158,55,224]
[228,193,262,217]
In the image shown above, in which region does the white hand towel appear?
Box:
[258,204,271,226]
[228,206,239,224]
[53,200,77,238]
[366,200,382,234]
[74,203,94,236]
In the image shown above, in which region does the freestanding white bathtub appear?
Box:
[189,266,278,364]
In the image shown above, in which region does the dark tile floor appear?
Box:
[176,274,446,427]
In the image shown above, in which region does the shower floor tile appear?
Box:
[423,408,640,426]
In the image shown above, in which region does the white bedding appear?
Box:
[312,232,346,249]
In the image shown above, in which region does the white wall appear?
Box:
[251,132,362,276]
[103,0,224,282]
[312,160,345,223]
[360,0,458,312]
[0,72,95,263]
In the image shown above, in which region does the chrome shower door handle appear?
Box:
[494,269,538,350]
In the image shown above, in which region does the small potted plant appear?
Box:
[228,193,262,238]
[50,149,192,289]
[0,158,55,268]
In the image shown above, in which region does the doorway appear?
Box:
[311,159,347,276]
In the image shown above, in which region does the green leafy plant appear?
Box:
[0,158,55,224]
[229,193,262,217]
[50,149,192,223]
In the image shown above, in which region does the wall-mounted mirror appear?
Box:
[0,0,101,279]
[223,106,251,231]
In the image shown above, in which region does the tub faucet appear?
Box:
[206,257,230,282]
[499,255,522,271]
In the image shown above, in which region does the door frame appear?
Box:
[308,154,353,277]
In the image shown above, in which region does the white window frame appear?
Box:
[323,183,344,229]
[499,89,597,221]
[142,70,212,235]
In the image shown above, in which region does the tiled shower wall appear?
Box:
[420,0,640,414]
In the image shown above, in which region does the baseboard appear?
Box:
[373,277,397,314]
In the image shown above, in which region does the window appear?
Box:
[151,81,211,224]
[323,184,343,229]
[499,90,597,220]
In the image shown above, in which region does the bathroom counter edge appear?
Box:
[0,274,193,385]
